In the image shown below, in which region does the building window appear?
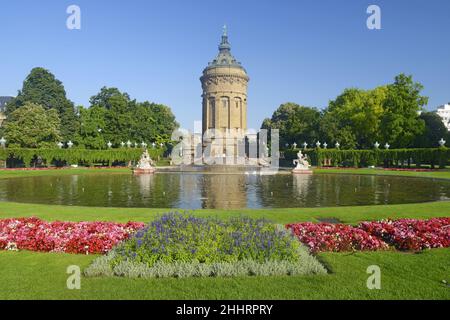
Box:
[209,98,215,128]
[221,97,230,129]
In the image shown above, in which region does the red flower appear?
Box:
[286,222,389,253]
[359,218,450,251]
[0,217,145,254]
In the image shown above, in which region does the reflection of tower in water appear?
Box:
[201,174,247,209]
[292,174,312,199]
[136,174,154,197]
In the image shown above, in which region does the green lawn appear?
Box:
[314,167,450,180]
[0,200,449,225]
[0,167,449,300]
[0,249,448,300]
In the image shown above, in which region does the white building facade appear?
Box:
[436,103,450,131]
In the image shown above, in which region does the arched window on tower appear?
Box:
[234,97,242,129]
[208,98,215,128]
[221,97,230,129]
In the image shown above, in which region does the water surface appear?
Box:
[0,173,449,209]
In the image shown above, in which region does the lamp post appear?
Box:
[134,142,138,148]
[107,141,112,148]
[293,142,297,149]
[57,142,63,149]
[0,137,6,148]
[120,141,125,148]
[335,142,340,149]
[323,142,328,149]
[303,142,308,150]
[67,141,73,149]
[152,142,156,148]
[126,140,132,148]
[141,142,147,149]
[439,138,446,147]
[316,141,321,148]
[374,141,380,149]
[160,143,164,148]
[384,143,390,150]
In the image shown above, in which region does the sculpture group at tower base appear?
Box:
[133,149,156,175]
[292,150,313,174]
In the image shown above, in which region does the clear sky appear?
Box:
[1,0,449,130]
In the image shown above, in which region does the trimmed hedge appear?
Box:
[284,148,450,169]
[0,148,163,168]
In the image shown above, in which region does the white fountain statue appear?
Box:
[133,149,156,174]
[292,150,312,174]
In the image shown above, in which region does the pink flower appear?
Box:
[286,222,389,253]
[359,218,450,251]
[0,217,145,254]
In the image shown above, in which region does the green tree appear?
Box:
[319,112,357,149]
[6,67,79,141]
[321,87,386,149]
[4,103,61,148]
[380,74,427,148]
[77,105,107,149]
[413,112,449,148]
[261,103,321,147]
[89,87,131,110]
[78,87,179,148]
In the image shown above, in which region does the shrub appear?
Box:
[85,213,327,278]
[113,213,302,266]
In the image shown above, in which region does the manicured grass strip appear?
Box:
[1,166,450,181]
[0,249,448,300]
[313,168,450,180]
[0,167,130,179]
[0,200,449,225]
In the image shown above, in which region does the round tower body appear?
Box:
[200,27,249,159]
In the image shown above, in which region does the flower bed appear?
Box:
[359,218,450,251]
[0,217,144,254]
[286,222,389,253]
[85,213,326,278]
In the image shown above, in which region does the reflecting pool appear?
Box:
[0,172,449,209]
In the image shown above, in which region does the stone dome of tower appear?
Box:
[204,25,247,71]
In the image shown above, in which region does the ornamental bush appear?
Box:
[284,148,450,168]
[0,148,162,168]
[85,213,327,278]
[114,213,301,265]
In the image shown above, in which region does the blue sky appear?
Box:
[1,0,449,130]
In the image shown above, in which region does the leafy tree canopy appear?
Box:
[380,74,427,148]
[413,112,449,148]
[263,74,428,150]
[6,67,79,141]
[76,87,179,148]
[261,103,321,147]
[3,103,61,148]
